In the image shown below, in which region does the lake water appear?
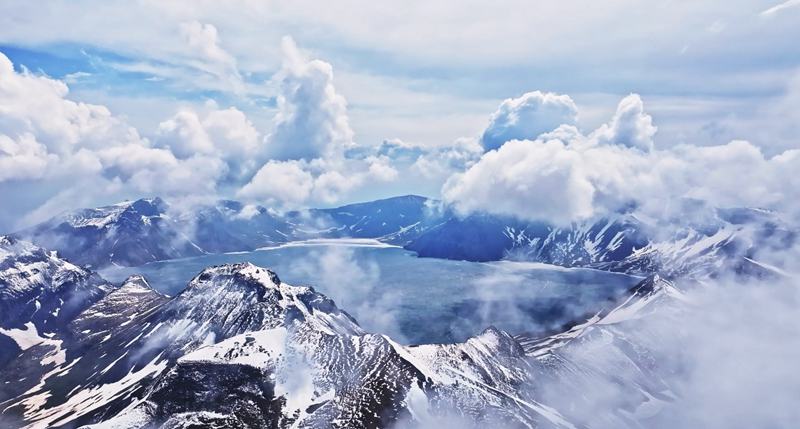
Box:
[100,239,641,345]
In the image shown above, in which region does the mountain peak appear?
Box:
[119,275,160,295]
[191,262,281,291]
[470,325,526,357]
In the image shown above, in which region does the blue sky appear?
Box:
[1,1,799,230]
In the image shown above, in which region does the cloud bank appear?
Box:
[0,34,404,229]
[0,51,230,219]
[538,274,800,429]
[443,92,800,225]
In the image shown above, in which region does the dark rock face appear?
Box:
[148,362,285,428]
[406,213,648,266]
[296,194,435,243]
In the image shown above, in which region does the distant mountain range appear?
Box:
[0,236,691,428]
[13,195,794,279]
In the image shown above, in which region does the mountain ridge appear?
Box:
[12,195,796,281]
[0,238,685,428]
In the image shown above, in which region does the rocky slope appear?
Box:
[0,237,696,428]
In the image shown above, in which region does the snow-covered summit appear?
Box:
[0,235,110,333]
[61,197,166,230]
[166,262,363,339]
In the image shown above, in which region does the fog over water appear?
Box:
[100,240,640,344]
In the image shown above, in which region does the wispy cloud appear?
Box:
[760,0,800,16]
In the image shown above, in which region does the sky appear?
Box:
[0,0,799,231]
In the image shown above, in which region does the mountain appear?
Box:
[404,212,646,264]
[294,195,437,244]
[14,196,436,269]
[406,205,795,279]
[14,195,795,280]
[0,236,112,371]
[0,239,685,428]
[17,198,206,268]
[174,199,294,254]
[594,207,796,278]
[16,198,300,268]
[515,274,690,428]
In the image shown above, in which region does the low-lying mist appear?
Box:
[99,243,639,344]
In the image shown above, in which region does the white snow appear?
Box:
[19,354,168,429]
[180,328,288,369]
[0,322,46,351]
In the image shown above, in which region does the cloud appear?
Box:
[179,21,243,93]
[238,37,397,207]
[266,36,354,161]
[237,156,398,207]
[443,93,800,225]
[760,0,800,17]
[480,91,578,151]
[1,0,799,159]
[0,36,402,228]
[443,138,598,224]
[155,104,260,177]
[538,274,800,429]
[0,52,144,156]
[97,145,227,195]
[0,133,56,182]
[237,160,314,204]
[705,69,800,155]
[590,93,657,151]
[375,137,482,182]
[290,246,406,341]
[0,52,235,228]
[156,110,214,158]
[63,71,92,84]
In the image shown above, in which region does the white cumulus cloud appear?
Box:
[0,52,237,227]
[239,37,397,207]
[0,133,56,182]
[238,160,314,204]
[444,93,800,225]
[266,36,354,161]
[480,90,578,151]
[591,94,657,151]
[156,104,260,178]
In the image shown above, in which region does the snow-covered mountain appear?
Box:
[16,197,299,268]
[405,212,646,264]
[0,239,689,429]
[14,196,435,269]
[593,207,796,278]
[406,205,795,279]
[14,195,795,281]
[516,274,690,428]
[17,198,205,268]
[0,236,111,370]
[288,194,436,244]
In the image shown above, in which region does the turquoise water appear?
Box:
[100,240,641,344]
